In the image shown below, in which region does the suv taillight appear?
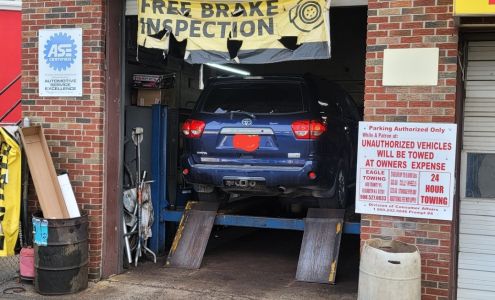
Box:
[291,120,326,140]
[182,119,205,138]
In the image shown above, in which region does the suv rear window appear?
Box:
[201,82,304,114]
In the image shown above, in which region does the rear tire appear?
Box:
[318,167,347,209]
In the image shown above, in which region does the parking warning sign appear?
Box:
[355,122,457,221]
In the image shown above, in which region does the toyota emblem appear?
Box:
[241,118,253,126]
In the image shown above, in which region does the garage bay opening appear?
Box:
[121,2,366,297]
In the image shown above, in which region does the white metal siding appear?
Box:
[458,41,495,299]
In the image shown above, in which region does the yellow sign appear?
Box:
[137,0,331,64]
[454,0,495,16]
[0,128,21,257]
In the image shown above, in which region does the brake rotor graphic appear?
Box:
[289,0,324,32]
[299,2,322,24]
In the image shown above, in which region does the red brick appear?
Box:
[422,266,438,275]
[425,288,449,297]
[427,260,450,268]
[427,232,450,240]
[362,226,382,234]
[363,2,457,299]
[23,0,105,280]
[395,236,415,244]
[414,0,436,7]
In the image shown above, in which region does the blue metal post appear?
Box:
[150,105,168,254]
[162,209,361,235]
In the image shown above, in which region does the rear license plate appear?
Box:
[233,134,260,152]
[223,178,266,188]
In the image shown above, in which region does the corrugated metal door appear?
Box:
[126,0,137,16]
[458,41,495,300]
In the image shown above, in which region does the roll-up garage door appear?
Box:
[458,41,495,300]
[126,0,137,16]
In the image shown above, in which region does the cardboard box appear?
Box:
[132,73,175,89]
[137,88,176,107]
[19,126,69,219]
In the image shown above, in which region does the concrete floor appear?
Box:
[0,228,359,300]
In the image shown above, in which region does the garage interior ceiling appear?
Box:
[125,0,368,16]
[124,5,367,109]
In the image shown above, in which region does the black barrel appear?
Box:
[33,212,88,295]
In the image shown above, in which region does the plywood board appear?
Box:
[19,126,69,219]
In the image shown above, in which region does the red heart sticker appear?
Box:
[233,135,260,152]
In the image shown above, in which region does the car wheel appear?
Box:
[334,168,347,209]
[318,167,347,209]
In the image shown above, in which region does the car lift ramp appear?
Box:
[166,201,219,269]
[296,208,344,284]
[164,202,351,284]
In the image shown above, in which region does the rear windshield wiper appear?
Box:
[229,110,256,119]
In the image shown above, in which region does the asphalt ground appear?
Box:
[0,226,359,300]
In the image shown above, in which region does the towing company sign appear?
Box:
[454,0,495,16]
[355,122,457,221]
[137,0,331,64]
[38,28,82,97]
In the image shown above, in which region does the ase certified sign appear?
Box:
[38,28,82,97]
[355,122,457,221]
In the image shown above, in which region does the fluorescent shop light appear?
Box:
[206,63,250,76]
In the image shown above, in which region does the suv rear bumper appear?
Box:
[184,158,327,189]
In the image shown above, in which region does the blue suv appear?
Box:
[181,75,361,208]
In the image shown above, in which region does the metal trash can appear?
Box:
[358,239,421,300]
[33,212,88,295]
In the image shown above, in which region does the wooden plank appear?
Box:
[102,0,124,278]
[19,126,69,219]
[166,201,219,269]
[296,208,344,284]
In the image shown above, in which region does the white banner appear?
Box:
[38,28,82,97]
[355,122,457,221]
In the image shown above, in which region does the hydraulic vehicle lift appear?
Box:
[148,105,360,284]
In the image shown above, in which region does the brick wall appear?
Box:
[363,1,458,300]
[22,0,106,279]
